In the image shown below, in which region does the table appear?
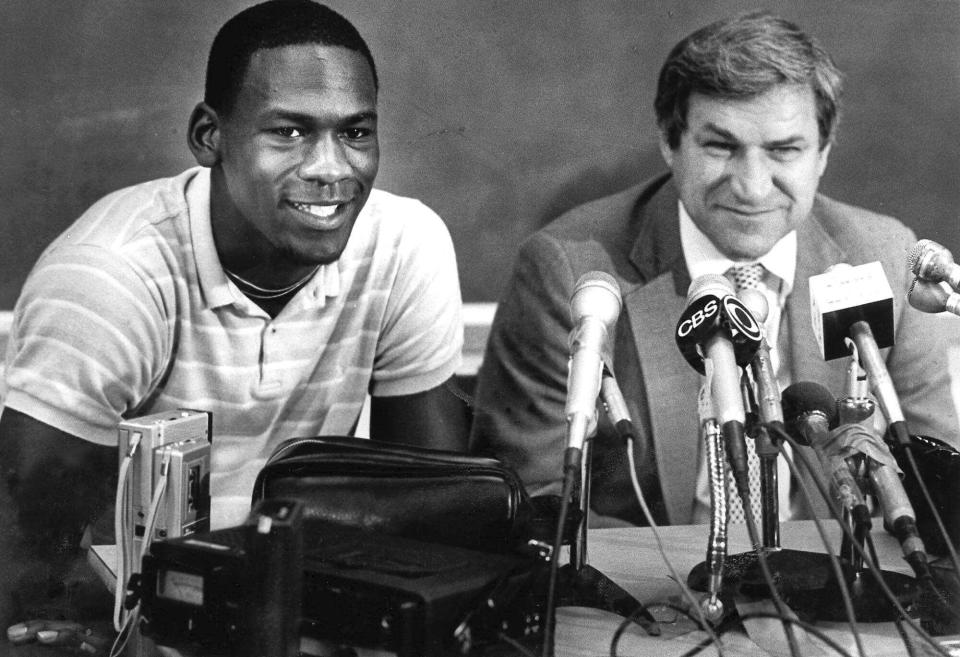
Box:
[90,521,956,657]
[552,520,952,657]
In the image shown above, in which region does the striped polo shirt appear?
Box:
[4,167,463,525]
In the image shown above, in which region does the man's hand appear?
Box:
[7,619,115,655]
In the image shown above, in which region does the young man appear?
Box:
[2,1,466,651]
[470,12,959,527]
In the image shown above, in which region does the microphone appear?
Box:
[676,274,762,514]
[836,339,875,426]
[809,262,910,446]
[831,423,930,578]
[565,271,622,453]
[736,288,784,432]
[908,239,960,291]
[600,367,638,447]
[781,382,871,529]
[737,287,782,547]
[907,278,960,317]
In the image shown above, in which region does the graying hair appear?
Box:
[655,11,842,150]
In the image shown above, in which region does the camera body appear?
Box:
[139,499,304,657]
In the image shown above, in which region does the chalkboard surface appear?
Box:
[2,1,958,306]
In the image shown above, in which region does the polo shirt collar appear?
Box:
[186,167,342,312]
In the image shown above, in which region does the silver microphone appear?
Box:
[908,239,960,291]
[565,271,622,452]
[907,278,960,317]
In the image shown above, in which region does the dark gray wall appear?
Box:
[2,1,958,305]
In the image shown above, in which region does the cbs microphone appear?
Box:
[908,239,960,291]
[676,274,762,513]
[565,271,622,454]
[809,261,911,447]
[781,382,871,529]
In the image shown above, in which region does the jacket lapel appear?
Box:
[623,277,702,523]
[623,182,703,523]
[787,209,849,394]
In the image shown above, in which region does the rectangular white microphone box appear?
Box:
[809,261,895,361]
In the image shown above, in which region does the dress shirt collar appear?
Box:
[678,201,796,296]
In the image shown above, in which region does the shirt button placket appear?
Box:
[260,323,282,393]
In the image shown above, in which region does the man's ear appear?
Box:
[658,129,675,169]
[187,102,221,167]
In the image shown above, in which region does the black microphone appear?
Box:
[809,262,910,447]
[908,238,960,291]
[600,367,638,447]
[781,382,871,529]
[676,274,762,513]
[907,277,960,317]
[565,272,622,453]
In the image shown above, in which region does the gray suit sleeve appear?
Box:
[887,232,960,449]
[469,232,578,496]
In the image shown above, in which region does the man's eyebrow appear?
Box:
[699,122,739,141]
[262,109,378,124]
[699,122,808,146]
[343,110,378,124]
[765,135,808,148]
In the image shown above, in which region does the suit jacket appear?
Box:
[470,173,959,525]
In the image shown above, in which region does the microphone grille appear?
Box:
[686,273,733,304]
[907,239,933,276]
[572,270,621,300]
[781,381,837,443]
[569,271,622,323]
[737,288,769,324]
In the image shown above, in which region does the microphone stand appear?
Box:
[817,347,924,623]
[690,371,922,626]
[688,368,833,622]
[556,417,661,636]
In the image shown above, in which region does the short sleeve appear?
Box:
[369,203,463,397]
[3,244,171,445]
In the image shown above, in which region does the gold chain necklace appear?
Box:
[224,265,320,300]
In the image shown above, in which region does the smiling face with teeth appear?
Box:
[192,43,379,283]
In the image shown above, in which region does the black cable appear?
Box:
[736,470,802,657]
[733,611,857,657]
[768,425,951,657]
[497,632,539,657]
[623,440,724,653]
[540,448,579,657]
[679,635,724,657]
[920,575,960,624]
[609,601,707,657]
[677,612,752,657]
[766,424,866,657]
[893,616,919,657]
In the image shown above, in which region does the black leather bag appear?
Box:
[891,434,960,556]
[251,436,534,554]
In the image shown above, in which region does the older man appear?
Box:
[470,11,959,527]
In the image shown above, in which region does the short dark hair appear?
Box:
[204,0,378,115]
[655,11,842,150]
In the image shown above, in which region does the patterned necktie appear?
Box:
[725,263,765,524]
